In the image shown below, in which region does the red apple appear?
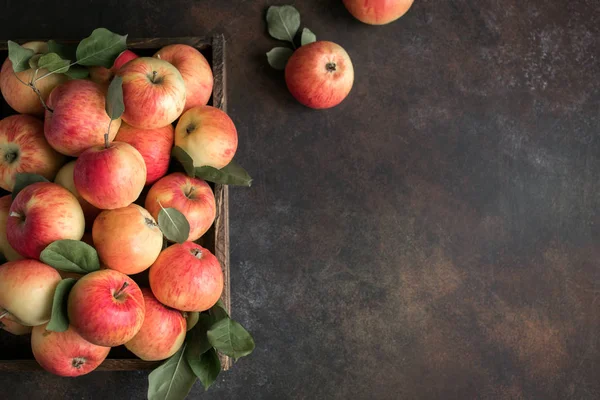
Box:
[0,41,68,116]
[174,106,238,169]
[0,259,61,326]
[125,288,186,361]
[54,160,101,230]
[44,80,121,156]
[285,41,354,109]
[343,0,414,25]
[7,182,85,259]
[68,269,145,347]
[31,323,111,377]
[93,204,163,275]
[0,195,22,261]
[154,44,213,112]
[149,242,223,312]
[117,57,186,129]
[145,173,216,241]
[73,141,146,210]
[114,122,174,185]
[0,315,32,335]
[0,114,65,191]
[89,49,139,86]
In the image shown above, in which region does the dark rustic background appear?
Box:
[1,0,599,399]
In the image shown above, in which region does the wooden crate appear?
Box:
[0,34,232,371]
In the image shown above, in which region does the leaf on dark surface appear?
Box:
[209,300,229,323]
[158,207,190,244]
[172,146,195,177]
[106,76,124,119]
[301,28,317,46]
[188,348,221,390]
[266,5,301,44]
[76,28,128,68]
[266,47,293,70]
[7,41,34,73]
[39,239,101,274]
[207,318,255,361]
[12,173,49,199]
[148,344,197,400]
[37,53,71,74]
[46,278,77,332]
[194,161,253,187]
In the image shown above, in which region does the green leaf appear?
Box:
[188,348,221,390]
[28,54,42,69]
[185,314,213,361]
[47,40,77,60]
[148,344,197,400]
[207,318,255,361]
[266,5,301,44]
[106,76,124,119]
[158,207,190,244]
[76,28,128,68]
[64,66,90,79]
[209,300,229,323]
[39,239,101,274]
[7,41,35,73]
[194,161,253,187]
[12,173,49,199]
[266,47,293,70]
[171,147,195,177]
[37,53,71,74]
[301,28,317,46]
[46,278,77,332]
[185,312,200,332]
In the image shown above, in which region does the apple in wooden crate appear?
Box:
[0,41,68,116]
[342,0,414,25]
[154,44,214,112]
[125,288,187,361]
[0,259,61,326]
[31,323,111,377]
[7,182,85,259]
[0,114,65,191]
[0,195,22,261]
[68,269,145,347]
[44,80,122,156]
[54,160,101,230]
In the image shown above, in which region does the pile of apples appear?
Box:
[0,40,238,376]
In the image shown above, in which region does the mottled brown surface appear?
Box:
[1,0,599,399]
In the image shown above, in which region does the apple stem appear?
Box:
[190,248,203,259]
[12,72,53,113]
[104,119,113,149]
[114,281,129,299]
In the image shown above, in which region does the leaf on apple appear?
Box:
[37,53,71,74]
[40,239,101,274]
[28,54,42,69]
[12,173,49,200]
[47,40,78,61]
[158,207,190,244]
[7,41,35,73]
[301,28,317,46]
[172,146,195,177]
[106,76,124,119]
[209,300,229,324]
[266,47,293,70]
[46,278,77,332]
[188,348,221,390]
[266,5,301,45]
[76,28,128,68]
[64,66,90,79]
[207,318,255,361]
[148,343,197,400]
[194,161,253,187]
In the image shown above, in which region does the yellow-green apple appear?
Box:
[343,0,414,25]
[31,323,111,377]
[0,195,22,261]
[44,80,121,156]
[73,141,146,210]
[68,269,145,347]
[145,173,216,241]
[0,315,32,335]
[0,259,61,326]
[114,122,174,185]
[285,41,354,109]
[93,204,163,275]
[149,242,223,312]
[124,288,186,361]
[89,49,139,86]
[0,114,65,191]
[54,160,101,230]
[117,57,186,129]
[0,41,68,116]
[174,106,238,169]
[154,44,213,112]
[7,182,85,259]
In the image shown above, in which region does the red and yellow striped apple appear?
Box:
[343,0,414,25]
[54,160,101,230]
[145,172,216,242]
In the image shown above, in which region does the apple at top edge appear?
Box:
[342,0,414,25]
